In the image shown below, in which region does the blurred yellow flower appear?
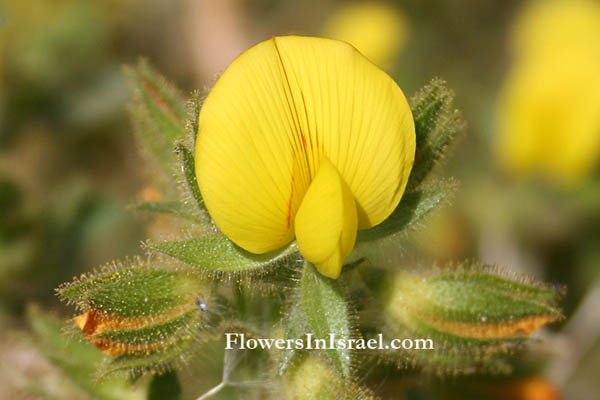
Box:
[497,0,600,184]
[322,1,409,66]
[510,0,600,62]
[284,354,341,399]
[195,36,415,278]
[498,60,600,183]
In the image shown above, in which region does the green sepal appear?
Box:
[408,78,465,188]
[132,201,202,223]
[186,90,202,149]
[99,334,199,379]
[124,60,186,175]
[301,262,352,378]
[125,59,186,141]
[93,309,201,345]
[57,260,202,318]
[356,181,456,243]
[279,303,310,376]
[146,235,299,274]
[174,143,206,213]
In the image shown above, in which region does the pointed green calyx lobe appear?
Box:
[126,60,186,141]
[408,78,465,188]
[356,180,455,243]
[175,143,206,213]
[279,303,310,376]
[58,262,200,317]
[300,262,352,378]
[146,234,298,274]
[125,60,186,175]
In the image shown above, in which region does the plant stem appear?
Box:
[196,382,225,400]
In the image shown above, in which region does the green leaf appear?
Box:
[300,262,352,378]
[175,144,206,213]
[408,78,465,188]
[146,234,298,273]
[279,303,310,376]
[148,370,182,400]
[132,201,202,223]
[356,181,455,243]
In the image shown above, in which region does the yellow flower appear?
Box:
[195,36,415,278]
[496,0,600,184]
[322,1,409,66]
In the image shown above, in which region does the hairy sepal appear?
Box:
[408,78,466,189]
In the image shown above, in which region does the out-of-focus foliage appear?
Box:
[0,0,147,317]
[0,305,146,399]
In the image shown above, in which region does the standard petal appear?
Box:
[272,36,415,229]
[195,36,415,256]
[195,38,311,253]
[295,158,357,279]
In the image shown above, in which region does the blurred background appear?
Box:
[1,0,599,399]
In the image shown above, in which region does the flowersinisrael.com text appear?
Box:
[225,333,434,351]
